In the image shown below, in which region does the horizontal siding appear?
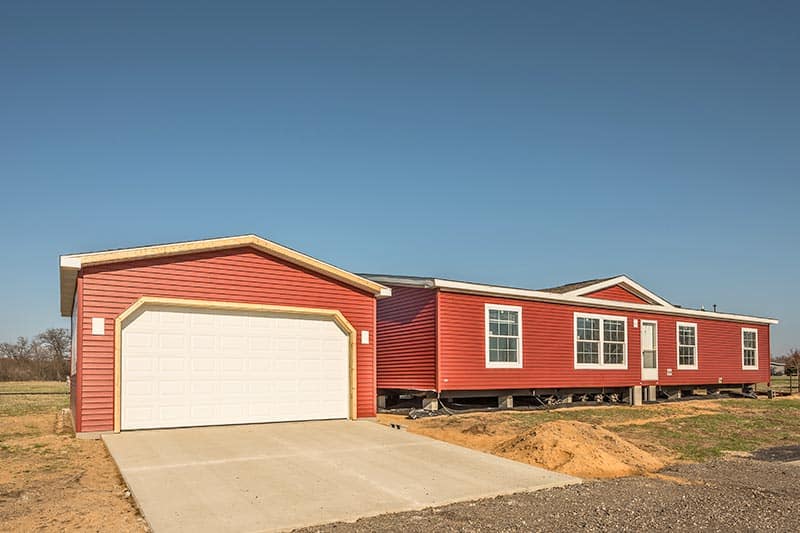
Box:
[585,285,651,304]
[376,286,437,390]
[78,247,376,432]
[438,291,771,391]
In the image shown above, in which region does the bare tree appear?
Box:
[783,348,800,376]
[35,328,71,381]
[0,336,32,360]
[0,329,71,381]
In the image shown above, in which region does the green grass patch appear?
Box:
[614,400,800,461]
[0,381,69,394]
[506,404,693,429]
[486,397,800,463]
[0,393,69,417]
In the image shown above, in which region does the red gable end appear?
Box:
[584,284,652,304]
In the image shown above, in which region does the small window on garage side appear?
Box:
[485,304,522,368]
[742,328,758,369]
[677,322,698,369]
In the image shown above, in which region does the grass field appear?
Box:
[0,380,69,394]
[613,398,800,461]
[0,381,69,417]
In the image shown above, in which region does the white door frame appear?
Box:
[641,320,658,381]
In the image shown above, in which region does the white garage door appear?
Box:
[121,306,349,430]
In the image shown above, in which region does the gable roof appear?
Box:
[59,235,391,316]
[543,275,674,307]
[362,274,778,325]
[539,277,617,294]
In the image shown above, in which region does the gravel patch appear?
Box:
[751,444,800,462]
[299,458,800,532]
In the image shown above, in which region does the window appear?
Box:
[742,328,758,369]
[485,304,522,368]
[574,313,627,368]
[677,322,698,369]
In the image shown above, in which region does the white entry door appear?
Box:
[641,321,658,381]
[120,306,349,430]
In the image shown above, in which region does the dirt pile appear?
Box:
[493,420,664,478]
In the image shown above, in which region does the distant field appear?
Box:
[759,375,799,394]
[0,381,69,417]
[0,381,69,394]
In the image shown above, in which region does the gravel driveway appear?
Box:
[299,456,799,532]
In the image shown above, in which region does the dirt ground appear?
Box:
[300,455,800,532]
[377,397,800,478]
[2,387,798,532]
[0,405,147,531]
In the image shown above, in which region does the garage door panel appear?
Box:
[121,306,349,430]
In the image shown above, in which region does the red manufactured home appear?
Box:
[366,274,777,408]
[60,235,390,436]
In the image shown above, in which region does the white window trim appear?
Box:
[573,312,628,370]
[485,304,523,369]
[742,327,759,370]
[676,321,698,370]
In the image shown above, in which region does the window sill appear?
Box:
[574,364,628,370]
[742,366,759,371]
[677,365,698,370]
[486,362,523,369]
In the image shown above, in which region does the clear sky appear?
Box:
[1,2,798,356]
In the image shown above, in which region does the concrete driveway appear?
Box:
[103,420,578,532]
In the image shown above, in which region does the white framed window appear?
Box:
[676,322,698,369]
[742,328,758,369]
[574,312,627,369]
[485,304,522,368]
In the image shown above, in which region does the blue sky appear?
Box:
[1,1,798,356]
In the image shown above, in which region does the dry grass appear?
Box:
[0,382,147,531]
[0,381,68,394]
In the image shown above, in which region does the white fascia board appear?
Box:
[563,275,674,307]
[432,279,778,325]
[378,287,393,298]
[362,275,435,288]
[60,256,82,269]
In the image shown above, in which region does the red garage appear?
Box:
[60,235,390,436]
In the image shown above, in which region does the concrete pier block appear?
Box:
[631,386,643,406]
[647,385,657,402]
[498,394,514,409]
[422,396,439,411]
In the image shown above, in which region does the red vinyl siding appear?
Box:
[376,286,437,390]
[584,284,651,304]
[76,246,377,433]
[437,291,771,392]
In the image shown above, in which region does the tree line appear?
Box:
[0,328,71,381]
[774,348,800,376]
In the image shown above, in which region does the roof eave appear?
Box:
[58,235,390,315]
[432,279,778,325]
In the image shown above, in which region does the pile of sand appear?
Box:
[493,420,665,479]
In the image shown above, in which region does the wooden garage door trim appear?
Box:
[113,296,358,433]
